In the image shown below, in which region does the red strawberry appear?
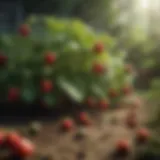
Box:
[116,140,130,153]
[78,112,91,125]
[40,80,53,93]
[98,99,109,110]
[62,118,74,131]
[86,97,96,108]
[45,52,56,65]
[92,63,105,74]
[93,42,104,54]
[136,128,150,143]
[0,54,7,66]
[108,88,118,98]
[18,24,31,37]
[17,138,34,157]
[8,88,20,102]
[6,132,22,150]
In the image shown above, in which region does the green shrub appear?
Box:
[0,16,135,107]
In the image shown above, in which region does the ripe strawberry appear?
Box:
[98,99,109,110]
[45,52,56,65]
[116,140,130,153]
[108,88,118,98]
[86,97,96,108]
[0,54,7,66]
[17,138,34,157]
[92,63,105,74]
[78,112,91,125]
[93,42,104,54]
[136,128,150,144]
[6,132,22,150]
[18,24,31,37]
[8,88,20,102]
[62,118,74,131]
[40,80,53,93]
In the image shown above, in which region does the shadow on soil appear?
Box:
[0,101,84,125]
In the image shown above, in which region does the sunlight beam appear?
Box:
[140,0,149,9]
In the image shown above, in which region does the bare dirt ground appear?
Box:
[0,95,148,160]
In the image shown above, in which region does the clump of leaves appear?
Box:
[0,15,134,107]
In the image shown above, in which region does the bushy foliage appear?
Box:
[0,16,135,107]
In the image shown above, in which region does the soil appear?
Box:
[0,95,148,160]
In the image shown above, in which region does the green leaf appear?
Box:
[91,84,106,98]
[42,66,53,77]
[69,20,96,48]
[142,59,156,68]
[151,78,160,89]
[97,33,115,49]
[0,35,13,47]
[43,94,56,106]
[45,17,68,33]
[21,88,36,103]
[25,15,37,24]
[64,40,81,53]
[57,76,85,102]
[0,69,8,82]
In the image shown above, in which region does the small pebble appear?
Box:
[74,130,86,141]
[77,151,86,160]
[28,121,42,136]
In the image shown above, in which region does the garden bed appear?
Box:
[0,16,149,160]
[0,95,149,160]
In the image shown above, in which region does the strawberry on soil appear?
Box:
[78,112,92,126]
[62,118,75,131]
[136,128,150,144]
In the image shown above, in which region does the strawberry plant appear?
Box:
[0,15,135,108]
